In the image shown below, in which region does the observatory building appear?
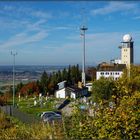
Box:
[96,34,134,80]
[120,34,134,68]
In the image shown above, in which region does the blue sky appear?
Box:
[0,1,140,65]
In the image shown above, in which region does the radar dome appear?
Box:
[123,34,132,42]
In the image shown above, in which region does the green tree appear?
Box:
[57,70,62,82]
[40,71,49,94]
[62,68,68,81]
[16,82,23,93]
[67,65,72,86]
[113,65,140,105]
[92,91,140,139]
[92,77,116,103]
[76,64,81,82]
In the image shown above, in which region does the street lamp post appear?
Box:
[11,51,17,107]
[80,26,88,87]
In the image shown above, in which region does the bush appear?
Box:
[0,110,65,139]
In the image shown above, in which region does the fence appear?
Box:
[0,105,41,124]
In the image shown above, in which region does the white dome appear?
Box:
[123,34,132,42]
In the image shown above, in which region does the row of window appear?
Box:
[100,72,120,75]
[102,77,119,80]
[123,49,128,52]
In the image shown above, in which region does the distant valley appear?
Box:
[0,65,67,86]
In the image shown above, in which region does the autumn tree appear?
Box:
[90,91,140,139]
[19,82,39,97]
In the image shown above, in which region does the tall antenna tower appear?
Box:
[80,8,88,87]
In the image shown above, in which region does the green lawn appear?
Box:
[15,97,58,116]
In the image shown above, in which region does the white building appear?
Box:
[55,88,67,98]
[55,86,88,99]
[55,81,88,99]
[66,87,88,99]
[55,81,67,98]
[96,62,126,80]
[96,34,134,80]
[110,58,122,64]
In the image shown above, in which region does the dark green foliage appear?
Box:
[0,91,4,95]
[92,77,116,102]
[40,71,49,93]
[39,65,81,95]
[64,108,94,139]
[16,82,23,93]
[15,65,82,96]
[62,68,67,81]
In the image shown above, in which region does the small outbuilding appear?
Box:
[55,81,88,99]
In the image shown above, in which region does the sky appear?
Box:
[0,1,140,66]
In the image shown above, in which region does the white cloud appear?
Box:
[133,16,140,20]
[91,2,138,16]
[31,10,52,19]
[0,4,50,33]
[25,19,47,32]
[0,4,52,20]
[29,31,48,42]
[53,26,71,30]
[0,30,48,49]
[55,31,140,64]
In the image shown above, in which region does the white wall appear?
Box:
[114,59,121,64]
[55,88,66,98]
[86,83,92,92]
[96,71,123,80]
[121,47,131,67]
[70,92,76,99]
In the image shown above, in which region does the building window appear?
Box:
[101,72,104,75]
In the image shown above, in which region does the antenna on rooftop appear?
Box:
[80,7,88,87]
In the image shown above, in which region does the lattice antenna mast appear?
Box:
[80,8,88,87]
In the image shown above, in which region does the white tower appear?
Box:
[120,34,134,68]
